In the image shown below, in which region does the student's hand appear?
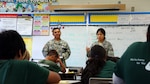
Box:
[56,58,66,73]
[56,58,61,63]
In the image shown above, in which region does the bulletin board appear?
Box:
[88,12,150,25]
[33,14,50,36]
[0,14,17,30]
[49,13,86,25]
[89,13,118,25]
[0,14,33,35]
[17,14,33,35]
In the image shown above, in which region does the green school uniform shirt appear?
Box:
[96,60,116,78]
[0,60,49,84]
[38,60,61,73]
[114,42,150,84]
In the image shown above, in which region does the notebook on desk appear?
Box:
[59,80,81,84]
[59,72,76,80]
[89,77,112,84]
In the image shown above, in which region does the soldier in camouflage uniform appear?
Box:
[42,28,71,66]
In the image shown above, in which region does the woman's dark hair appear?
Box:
[81,45,106,84]
[96,28,106,39]
[0,30,26,59]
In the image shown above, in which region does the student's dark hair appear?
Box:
[81,45,106,84]
[52,28,60,32]
[0,30,26,59]
[147,25,150,42]
[96,28,106,39]
[47,50,59,57]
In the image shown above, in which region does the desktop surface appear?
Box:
[59,80,81,84]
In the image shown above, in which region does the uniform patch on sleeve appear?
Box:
[145,61,150,71]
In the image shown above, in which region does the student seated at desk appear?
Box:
[0,30,60,84]
[38,50,66,73]
[81,45,116,84]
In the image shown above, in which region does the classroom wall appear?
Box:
[1,0,150,68]
[3,12,148,67]
[58,0,150,12]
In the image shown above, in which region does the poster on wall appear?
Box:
[0,14,17,31]
[130,14,150,24]
[117,15,130,25]
[33,14,49,35]
[17,14,33,35]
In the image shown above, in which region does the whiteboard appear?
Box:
[32,26,87,67]
[61,26,87,67]
[88,25,147,57]
[31,25,148,67]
